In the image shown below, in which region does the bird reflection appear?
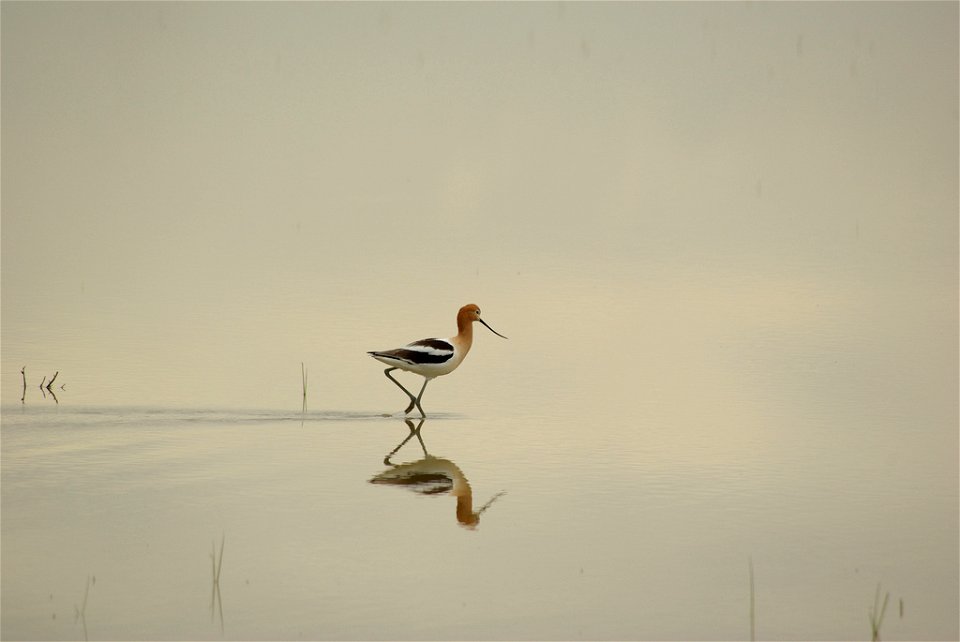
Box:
[370,419,505,530]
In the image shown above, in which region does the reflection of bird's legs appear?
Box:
[384,368,417,414]
[384,419,427,465]
[409,419,427,455]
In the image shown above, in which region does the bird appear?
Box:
[368,304,507,417]
[370,419,506,529]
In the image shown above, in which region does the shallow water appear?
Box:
[2,2,958,640]
[2,383,957,640]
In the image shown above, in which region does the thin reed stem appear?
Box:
[749,557,756,642]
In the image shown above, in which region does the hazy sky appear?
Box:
[2,1,957,406]
[4,2,956,281]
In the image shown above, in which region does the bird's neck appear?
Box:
[455,492,477,526]
[456,311,474,340]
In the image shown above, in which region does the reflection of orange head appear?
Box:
[455,490,506,530]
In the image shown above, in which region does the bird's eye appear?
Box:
[476,309,481,315]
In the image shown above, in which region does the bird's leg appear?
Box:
[383,368,417,414]
[413,378,430,418]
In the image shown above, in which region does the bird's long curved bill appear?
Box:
[479,318,508,339]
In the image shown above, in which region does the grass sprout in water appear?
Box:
[73,575,94,641]
[748,557,756,642]
[210,535,225,633]
[870,582,890,642]
[301,362,308,413]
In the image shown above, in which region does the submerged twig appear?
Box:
[22,366,65,402]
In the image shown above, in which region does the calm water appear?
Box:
[2,2,957,640]
[3,267,957,640]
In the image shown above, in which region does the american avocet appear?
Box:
[370,419,506,529]
[368,304,507,417]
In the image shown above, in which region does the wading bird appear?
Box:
[368,304,507,417]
